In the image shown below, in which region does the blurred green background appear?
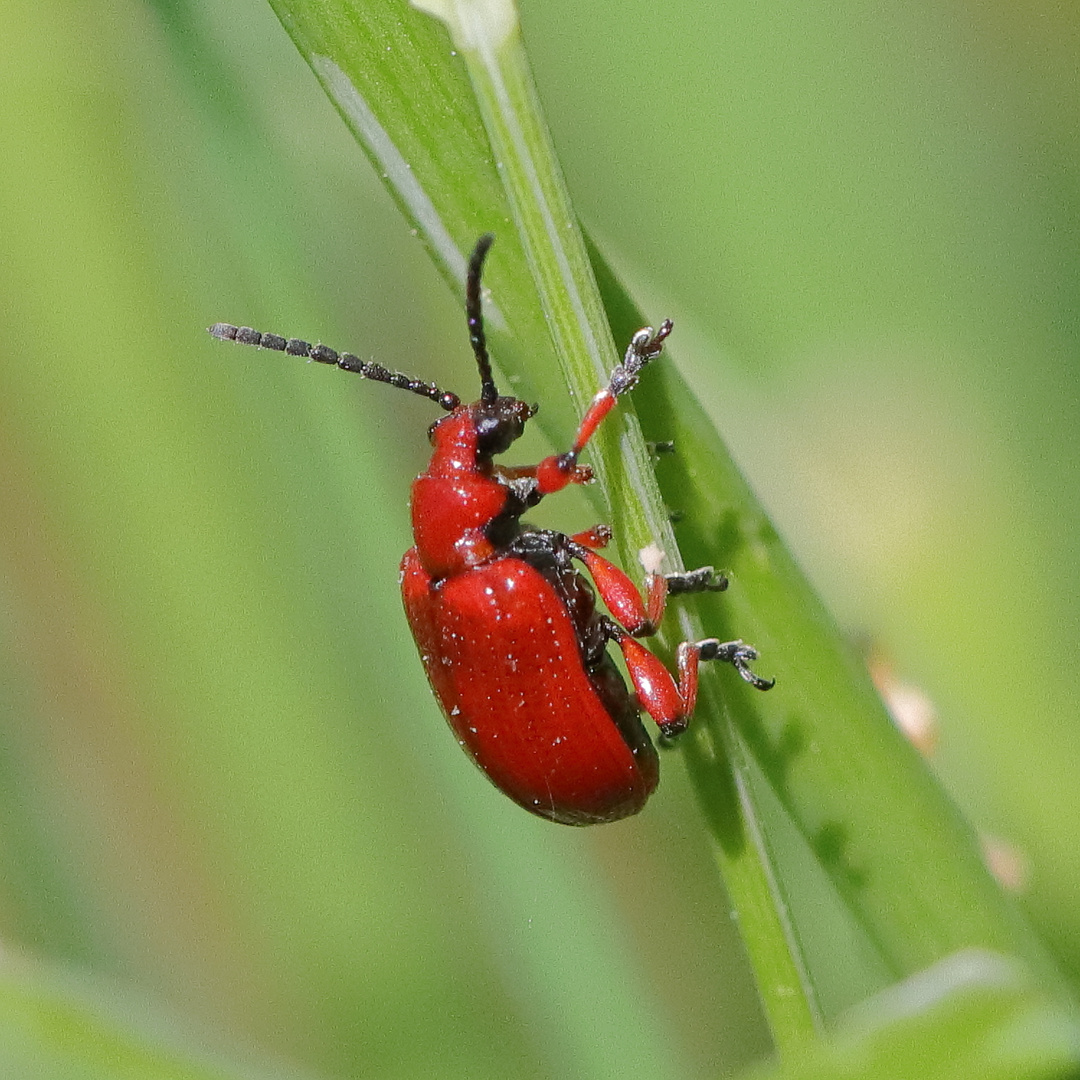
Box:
[0,0,1077,1077]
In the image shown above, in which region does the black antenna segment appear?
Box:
[467,234,498,403]
[208,323,461,412]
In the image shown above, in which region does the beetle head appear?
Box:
[472,396,537,456]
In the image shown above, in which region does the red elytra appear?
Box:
[210,235,772,825]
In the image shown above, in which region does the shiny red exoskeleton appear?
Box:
[210,235,772,825]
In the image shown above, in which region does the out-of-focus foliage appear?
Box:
[0,0,1077,1077]
[746,951,1080,1080]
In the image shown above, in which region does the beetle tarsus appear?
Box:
[664,566,729,595]
[698,638,774,691]
[658,718,688,740]
[609,319,674,397]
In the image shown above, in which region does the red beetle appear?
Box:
[210,235,772,824]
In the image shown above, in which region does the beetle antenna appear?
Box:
[208,324,461,411]
[467,234,499,403]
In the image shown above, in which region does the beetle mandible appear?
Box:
[210,235,772,825]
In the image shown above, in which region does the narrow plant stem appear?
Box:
[414,0,821,1051]
[730,759,824,1049]
[694,704,824,1050]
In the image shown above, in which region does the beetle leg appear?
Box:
[610,631,774,739]
[570,538,774,730]
[534,321,674,496]
[572,543,730,638]
[496,462,593,485]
